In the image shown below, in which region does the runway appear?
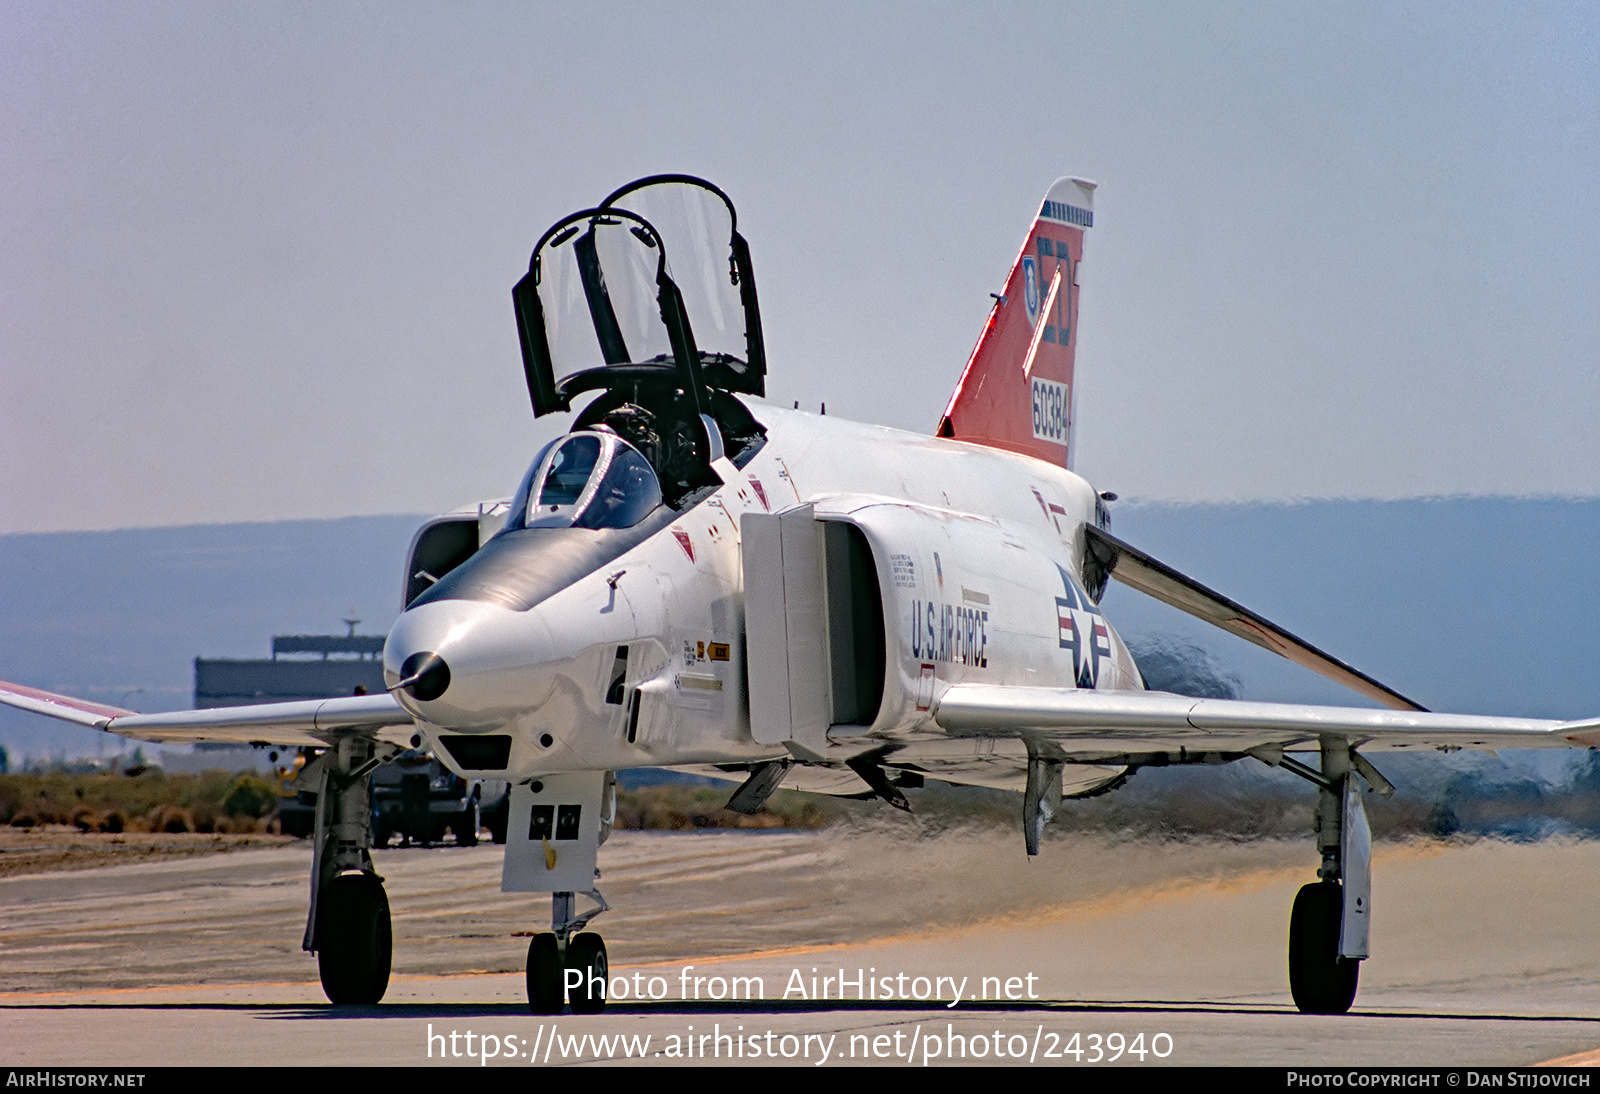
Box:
[4,828,1600,1067]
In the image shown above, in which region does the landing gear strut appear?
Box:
[503,772,615,1013]
[301,736,394,1005]
[525,889,611,1014]
[1255,738,1384,1015]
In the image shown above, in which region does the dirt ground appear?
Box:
[0,823,294,877]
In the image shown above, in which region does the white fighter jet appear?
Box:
[5,174,1596,1016]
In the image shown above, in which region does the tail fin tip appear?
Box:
[939,177,1095,469]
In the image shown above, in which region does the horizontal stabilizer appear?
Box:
[1083,526,1425,712]
[0,679,414,748]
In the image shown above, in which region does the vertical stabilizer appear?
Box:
[938,177,1095,468]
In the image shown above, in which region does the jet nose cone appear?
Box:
[385,598,557,731]
[397,651,451,701]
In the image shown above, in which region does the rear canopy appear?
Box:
[513,175,766,420]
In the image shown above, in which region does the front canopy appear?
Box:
[505,431,664,532]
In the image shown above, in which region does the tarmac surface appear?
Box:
[4,827,1600,1067]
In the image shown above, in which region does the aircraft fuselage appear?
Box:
[386,404,1140,789]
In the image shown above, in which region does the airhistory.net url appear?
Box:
[425,1022,1175,1065]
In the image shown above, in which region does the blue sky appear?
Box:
[3,2,1596,533]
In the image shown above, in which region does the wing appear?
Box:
[933,684,1600,756]
[0,679,416,749]
[1084,525,1426,712]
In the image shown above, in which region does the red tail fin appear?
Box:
[938,177,1095,468]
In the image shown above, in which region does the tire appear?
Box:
[316,872,392,1005]
[455,805,479,847]
[566,933,608,1015]
[1289,880,1359,1014]
[278,806,314,839]
[486,799,509,845]
[526,933,564,1015]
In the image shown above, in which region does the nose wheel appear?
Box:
[526,933,564,1014]
[525,931,610,1014]
[566,933,608,1014]
[525,889,610,1014]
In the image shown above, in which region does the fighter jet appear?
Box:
[5,174,1596,1017]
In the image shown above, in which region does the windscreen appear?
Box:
[506,432,663,532]
[534,434,601,516]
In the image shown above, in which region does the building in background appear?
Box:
[189,623,496,844]
[194,622,385,708]
[165,622,385,775]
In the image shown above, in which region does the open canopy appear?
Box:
[513,175,766,420]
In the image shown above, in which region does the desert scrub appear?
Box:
[222,774,277,819]
[0,770,273,832]
[614,785,845,831]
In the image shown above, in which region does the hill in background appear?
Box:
[0,515,423,762]
[3,499,1597,789]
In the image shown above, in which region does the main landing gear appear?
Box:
[526,889,611,1015]
[300,737,395,1005]
[1288,879,1358,1015]
[1254,738,1388,1015]
[316,871,392,1004]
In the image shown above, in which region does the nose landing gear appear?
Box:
[526,889,611,1014]
[501,772,617,1013]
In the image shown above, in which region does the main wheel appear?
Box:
[566,932,608,1015]
[316,872,392,1005]
[1289,880,1359,1014]
[526,933,564,1014]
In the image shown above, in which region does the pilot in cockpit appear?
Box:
[588,396,709,507]
[519,431,663,532]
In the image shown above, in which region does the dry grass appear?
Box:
[614,785,846,830]
[0,825,294,877]
[0,771,279,835]
[8,759,1598,846]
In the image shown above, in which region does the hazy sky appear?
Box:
[3,2,1595,534]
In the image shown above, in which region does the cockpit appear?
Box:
[511,175,768,506]
[506,431,663,532]
[401,176,772,615]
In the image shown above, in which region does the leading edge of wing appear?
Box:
[933,684,1584,753]
[1084,525,1426,712]
[0,679,414,748]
